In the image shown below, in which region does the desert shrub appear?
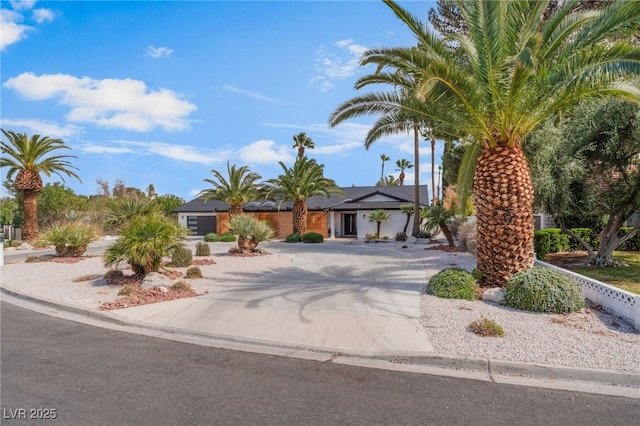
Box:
[185,266,203,279]
[104,269,124,281]
[229,215,273,252]
[505,267,585,313]
[534,230,550,260]
[118,284,138,296]
[38,222,100,257]
[457,220,477,255]
[469,316,504,337]
[427,267,478,300]
[104,212,188,277]
[302,232,324,243]
[171,280,193,292]
[395,232,407,242]
[365,233,378,240]
[25,256,40,263]
[204,233,221,242]
[171,245,193,267]
[195,241,211,256]
[286,233,303,243]
[221,232,237,242]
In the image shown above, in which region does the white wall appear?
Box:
[356,210,415,239]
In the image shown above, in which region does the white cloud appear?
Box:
[146,45,173,58]
[311,39,367,92]
[238,140,293,165]
[80,140,230,166]
[9,0,36,11]
[0,118,83,139]
[223,85,282,105]
[0,9,32,50]
[3,72,197,132]
[32,8,54,24]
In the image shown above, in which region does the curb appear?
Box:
[2,285,639,397]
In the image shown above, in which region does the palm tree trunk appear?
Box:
[292,201,307,235]
[228,204,243,218]
[22,190,39,243]
[439,220,455,248]
[431,138,436,205]
[412,125,421,237]
[399,171,405,186]
[473,145,534,287]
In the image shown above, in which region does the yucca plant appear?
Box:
[228,215,273,253]
[39,222,100,257]
[104,212,188,276]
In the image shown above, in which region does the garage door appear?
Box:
[187,216,217,236]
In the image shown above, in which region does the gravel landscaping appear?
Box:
[2,238,638,374]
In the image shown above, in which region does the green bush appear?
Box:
[534,230,550,260]
[38,222,100,257]
[469,316,504,337]
[395,232,407,242]
[285,233,303,243]
[221,232,237,242]
[544,228,570,253]
[568,228,598,251]
[427,267,478,300]
[204,233,221,242]
[302,232,324,243]
[505,267,585,313]
[195,241,210,256]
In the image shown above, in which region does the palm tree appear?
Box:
[0,129,81,243]
[264,157,343,235]
[379,154,391,184]
[200,162,263,217]
[421,203,455,249]
[400,204,414,237]
[292,132,315,159]
[378,0,640,286]
[395,159,413,185]
[368,209,391,238]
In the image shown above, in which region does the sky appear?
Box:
[1,0,443,201]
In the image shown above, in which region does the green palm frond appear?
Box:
[264,157,343,204]
[200,162,263,210]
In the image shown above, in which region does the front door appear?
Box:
[343,213,357,237]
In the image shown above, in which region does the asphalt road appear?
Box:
[2,302,638,426]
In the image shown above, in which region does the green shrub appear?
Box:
[285,233,303,243]
[618,227,640,251]
[568,228,599,251]
[534,230,550,260]
[302,232,324,243]
[195,241,211,256]
[505,267,585,313]
[204,233,221,242]
[395,232,407,242]
[427,267,478,300]
[221,233,237,242]
[229,215,273,252]
[104,213,188,277]
[38,222,100,257]
[544,228,570,253]
[469,316,504,337]
[171,245,193,267]
[185,266,203,279]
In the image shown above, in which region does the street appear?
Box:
[1,301,638,425]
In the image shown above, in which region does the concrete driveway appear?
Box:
[108,241,436,355]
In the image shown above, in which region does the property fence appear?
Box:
[535,260,640,331]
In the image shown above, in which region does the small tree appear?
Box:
[400,204,414,237]
[368,209,391,238]
[228,215,273,253]
[104,213,188,276]
[421,203,455,248]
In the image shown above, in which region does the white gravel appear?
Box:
[2,238,638,373]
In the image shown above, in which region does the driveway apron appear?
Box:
[109,241,435,355]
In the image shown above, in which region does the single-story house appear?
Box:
[173,185,429,239]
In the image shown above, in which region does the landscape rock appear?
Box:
[141,272,172,290]
[16,242,33,251]
[482,287,506,304]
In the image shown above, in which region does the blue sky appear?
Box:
[1,0,442,201]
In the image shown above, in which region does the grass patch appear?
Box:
[546,251,640,295]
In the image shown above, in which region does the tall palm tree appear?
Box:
[0,129,81,243]
[264,157,343,235]
[379,154,391,184]
[378,0,640,286]
[395,158,413,185]
[292,132,315,159]
[199,162,263,217]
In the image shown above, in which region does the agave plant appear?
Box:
[104,212,188,276]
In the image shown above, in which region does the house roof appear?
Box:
[173,185,429,213]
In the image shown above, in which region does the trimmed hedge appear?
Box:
[427,268,478,300]
[285,233,303,243]
[302,232,324,243]
[505,267,585,313]
[535,226,639,258]
[204,233,221,242]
